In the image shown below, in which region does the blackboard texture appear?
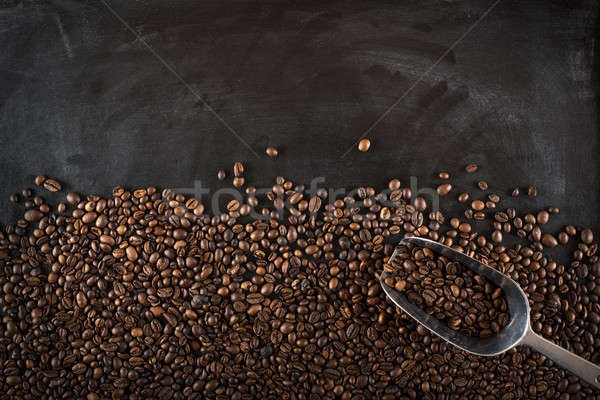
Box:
[0,0,598,236]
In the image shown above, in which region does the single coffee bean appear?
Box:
[471,200,485,211]
[439,172,450,179]
[233,177,245,188]
[43,178,62,192]
[541,234,558,248]
[217,169,226,181]
[24,209,43,222]
[436,184,452,196]
[388,179,401,190]
[34,175,46,186]
[22,188,32,197]
[527,186,537,197]
[458,193,469,203]
[358,138,371,152]
[477,181,488,190]
[66,192,81,205]
[413,197,427,211]
[227,200,240,212]
[9,193,19,203]
[233,162,244,177]
[266,147,278,157]
[511,188,520,197]
[581,229,594,244]
[465,163,478,173]
[537,210,549,225]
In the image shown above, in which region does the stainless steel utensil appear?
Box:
[380,236,600,390]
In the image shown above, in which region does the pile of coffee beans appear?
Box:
[383,243,509,338]
[0,168,599,399]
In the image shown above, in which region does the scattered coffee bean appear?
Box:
[465,163,478,173]
[233,176,245,188]
[527,186,537,197]
[266,146,278,157]
[439,172,450,179]
[34,175,46,186]
[436,183,452,196]
[43,178,62,192]
[217,169,226,181]
[9,193,19,203]
[358,138,371,152]
[477,181,488,190]
[233,162,244,177]
[458,192,469,203]
[471,200,485,211]
[581,229,594,244]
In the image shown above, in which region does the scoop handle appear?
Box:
[521,328,600,390]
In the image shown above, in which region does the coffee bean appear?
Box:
[358,138,371,152]
[541,234,558,248]
[388,179,401,190]
[43,178,62,192]
[438,172,450,179]
[233,162,244,177]
[436,183,452,196]
[217,169,226,181]
[233,177,245,188]
[465,163,478,173]
[308,196,322,213]
[511,188,520,197]
[527,186,537,197]
[458,193,469,203]
[9,193,19,203]
[227,199,240,212]
[266,146,278,157]
[34,175,46,186]
[24,209,43,222]
[581,229,594,244]
[413,196,427,211]
[471,200,485,211]
[477,181,488,190]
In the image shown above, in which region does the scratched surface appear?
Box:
[0,0,598,238]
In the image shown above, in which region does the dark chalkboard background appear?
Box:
[0,0,598,241]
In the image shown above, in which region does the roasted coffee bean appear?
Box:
[266,146,278,157]
[233,176,245,188]
[477,180,488,190]
[0,170,597,400]
[438,171,450,179]
[527,186,537,197]
[436,183,452,196]
[581,229,594,244]
[471,200,485,211]
[9,193,19,203]
[511,188,520,197]
[34,175,46,186]
[217,169,226,181]
[458,192,469,203]
[465,163,478,173]
[358,138,371,152]
[541,234,558,248]
[233,162,244,177]
[43,178,62,192]
[388,179,401,190]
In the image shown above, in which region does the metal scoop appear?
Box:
[380,237,600,390]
